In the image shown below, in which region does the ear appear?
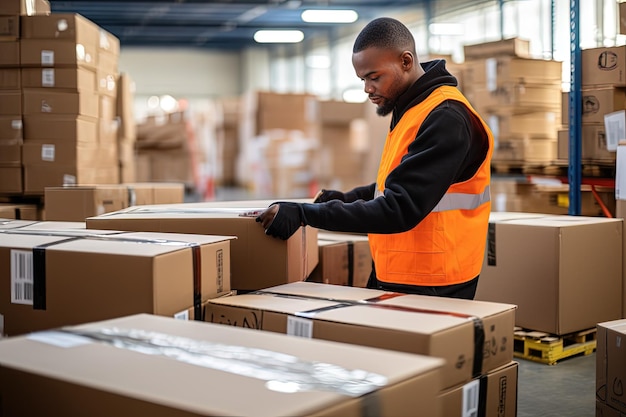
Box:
[400,51,414,70]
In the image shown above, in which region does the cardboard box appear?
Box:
[21,67,96,91]
[23,115,97,142]
[205,282,516,390]
[0,228,233,336]
[0,90,21,115]
[123,182,185,206]
[0,41,19,67]
[22,89,99,118]
[557,125,616,162]
[476,213,623,335]
[464,38,530,60]
[582,46,626,87]
[86,200,318,291]
[0,68,20,89]
[23,164,119,195]
[474,83,561,113]
[0,203,39,220]
[21,13,99,43]
[44,185,129,221]
[311,232,371,288]
[0,0,50,15]
[467,57,562,88]
[0,138,21,164]
[0,116,22,140]
[0,15,19,40]
[439,361,518,417]
[0,165,22,194]
[597,319,626,414]
[0,314,445,417]
[20,38,97,70]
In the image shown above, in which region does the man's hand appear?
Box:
[256,202,306,240]
[313,189,345,203]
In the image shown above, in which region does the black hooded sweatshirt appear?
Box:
[297,59,490,235]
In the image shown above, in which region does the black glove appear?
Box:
[313,189,345,203]
[256,202,306,240]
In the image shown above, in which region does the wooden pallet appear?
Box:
[513,327,597,365]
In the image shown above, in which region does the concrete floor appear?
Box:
[517,352,596,417]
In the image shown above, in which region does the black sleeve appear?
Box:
[301,102,481,234]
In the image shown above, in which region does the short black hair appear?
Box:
[353,17,416,53]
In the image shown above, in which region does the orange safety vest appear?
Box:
[368,85,494,286]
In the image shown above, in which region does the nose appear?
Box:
[364,82,374,94]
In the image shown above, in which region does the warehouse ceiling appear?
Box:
[48,0,422,51]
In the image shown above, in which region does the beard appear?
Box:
[376,97,397,116]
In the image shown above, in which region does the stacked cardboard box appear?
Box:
[558,46,625,164]
[43,182,185,221]
[308,231,372,288]
[476,212,623,335]
[116,72,137,183]
[463,38,562,166]
[204,282,518,416]
[0,313,446,416]
[215,96,240,187]
[135,111,195,187]
[596,319,626,415]
[0,224,234,336]
[20,13,121,194]
[0,0,51,195]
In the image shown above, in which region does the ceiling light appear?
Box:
[254,30,304,43]
[301,9,358,24]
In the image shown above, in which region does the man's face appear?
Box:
[352,47,408,116]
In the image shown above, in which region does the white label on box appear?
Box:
[63,174,76,185]
[41,50,54,66]
[287,316,313,338]
[604,110,625,152]
[10,250,33,305]
[174,309,189,320]
[41,144,55,161]
[41,100,52,113]
[616,145,626,200]
[28,331,93,348]
[462,379,480,417]
[11,119,22,129]
[41,68,55,87]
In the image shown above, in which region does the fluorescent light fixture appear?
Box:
[254,30,304,43]
[342,88,367,103]
[428,23,464,36]
[301,9,358,23]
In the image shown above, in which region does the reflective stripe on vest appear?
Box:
[431,186,491,212]
[374,186,490,212]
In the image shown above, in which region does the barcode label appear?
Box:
[41,50,54,66]
[462,379,480,417]
[11,250,34,305]
[174,309,189,321]
[216,249,223,293]
[41,144,55,161]
[42,68,55,87]
[287,316,313,338]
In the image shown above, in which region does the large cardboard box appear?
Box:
[0,228,233,336]
[582,46,626,87]
[0,314,445,417]
[86,200,319,291]
[0,68,20,89]
[23,115,97,141]
[464,38,530,60]
[467,57,562,87]
[476,213,623,335]
[0,91,21,115]
[0,165,22,194]
[205,282,516,390]
[0,138,21,164]
[597,319,626,414]
[439,361,518,417]
[20,38,97,70]
[0,116,22,140]
[0,41,19,67]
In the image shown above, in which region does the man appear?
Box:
[257,17,493,300]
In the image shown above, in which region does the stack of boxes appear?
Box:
[0,0,51,195]
[20,13,120,194]
[462,38,562,167]
[116,72,137,183]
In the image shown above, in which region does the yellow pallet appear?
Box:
[513,327,597,365]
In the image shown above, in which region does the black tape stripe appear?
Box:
[487,222,496,266]
[347,241,354,287]
[33,237,82,310]
[191,244,202,321]
[478,373,488,417]
[472,317,485,379]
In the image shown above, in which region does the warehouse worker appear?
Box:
[256,17,493,300]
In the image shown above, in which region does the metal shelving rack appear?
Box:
[568,0,583,215]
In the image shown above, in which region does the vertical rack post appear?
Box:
[568,0,582,215]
